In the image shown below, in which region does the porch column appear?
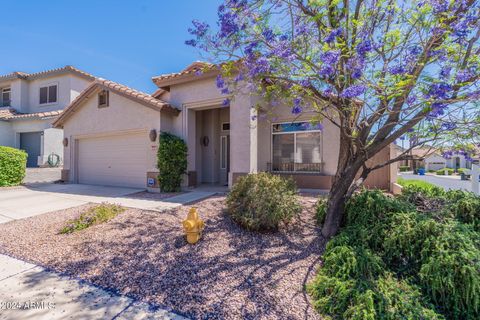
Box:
[185,107,197,186]
[230,93,256,185]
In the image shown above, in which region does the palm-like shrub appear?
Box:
[226,172,301,231]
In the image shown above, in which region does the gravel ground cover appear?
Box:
[127,190,183,200]
[0,195,325,319]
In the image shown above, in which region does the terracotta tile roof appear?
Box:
[0,107,63,120]
[0,65,96,83]
[152,61,217,87]
[53,78,179,128]
[410,147,439,158]
[97,78,175,110]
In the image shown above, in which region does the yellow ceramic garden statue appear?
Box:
[182,207,205,244]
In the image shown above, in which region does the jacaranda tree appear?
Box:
[187,0,480,238]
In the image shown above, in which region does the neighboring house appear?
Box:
[424,153,447,171]
[54,62,397,191]
[443,151,479,170]
[0,66,95,167]
[410,147,480,171]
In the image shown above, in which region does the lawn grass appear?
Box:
[60,203,124,234]
[397,177,437,189]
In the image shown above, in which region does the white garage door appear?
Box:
[77,133,148,188]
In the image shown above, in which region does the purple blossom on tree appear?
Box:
[187,0,480,238]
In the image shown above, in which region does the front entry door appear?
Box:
[220,135,230,185]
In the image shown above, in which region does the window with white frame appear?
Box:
[272,122,322,172]
[39,84,57,104]
[1,88,11,107]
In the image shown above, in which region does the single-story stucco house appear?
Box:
[406,146,480,172]
[53,62,397,191]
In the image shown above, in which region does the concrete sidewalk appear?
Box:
[0,254,186,320]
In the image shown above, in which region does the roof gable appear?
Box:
[53,78,179,128]
[0,65,95,83]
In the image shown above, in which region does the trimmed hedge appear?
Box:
[226,172,301,231]
[157,132,187,192]
[436,168,454,175]
[0,146,27,186]
[399,165,410,172]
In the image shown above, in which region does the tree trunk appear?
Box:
[322,152,366,239]
[321,169,357,238]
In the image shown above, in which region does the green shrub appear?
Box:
[447,192,480,230]
[419,223,480,319]
[399,183,446,208]
[157,132,187,192]
[345,189,413,228]
[226,172,301,231]
[309,188,480,320]
[308,246,442,320]
[315,198,327,225]
[457,168,469,175]
[0,146,27,187]
[60,203,124,234]
[373,274,443,320]
[436,168,454,175]
[399,165,410,172]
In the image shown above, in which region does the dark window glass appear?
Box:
[222,123,230,131]
[39,87,48,104]
[272,134,295,172]
[2,88,10,107]
[98,90,109,107]
[48,85,57,103]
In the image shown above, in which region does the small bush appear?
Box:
[399,165,410,172]
[0,146,27,187]
[60,203,124,234]
[436,168,454,175]
[457,168,469,175]
[226,173,301,231]
[158,132,187,192]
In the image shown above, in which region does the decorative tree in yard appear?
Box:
[187,0,480,238]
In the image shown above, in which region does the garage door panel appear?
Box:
[77,133,148,188]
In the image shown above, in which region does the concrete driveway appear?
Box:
[23,168,62,184]
[0,184,144,223]
[0,184,216,224]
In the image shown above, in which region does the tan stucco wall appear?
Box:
[25,74,91,114]
[61,89,163,182]
[165,76,260,186]
[0,121,13,147]
[163,76,341,188]
[1,74,91,114]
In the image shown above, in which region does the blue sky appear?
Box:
[0,0,222,93]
